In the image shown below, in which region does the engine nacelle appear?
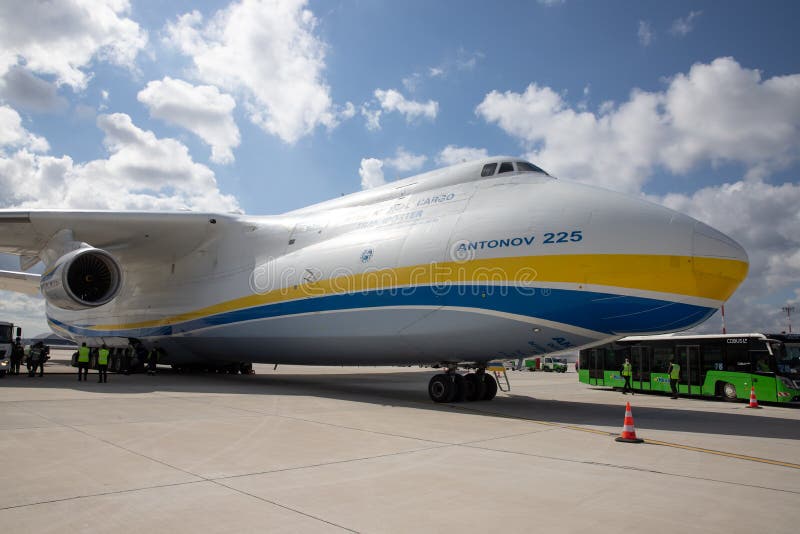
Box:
[40,248,122,310]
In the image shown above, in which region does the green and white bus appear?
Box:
[578,333,800,404]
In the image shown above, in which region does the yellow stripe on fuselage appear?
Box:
[90,254,748,331]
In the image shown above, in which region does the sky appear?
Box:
[0,0,799,336]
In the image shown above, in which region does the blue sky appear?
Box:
[0,0,799,335]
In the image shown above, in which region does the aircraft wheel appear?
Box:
[428,374,455,403]
[481,374,498,401]
[452,374,466,402]
[463,373,484,401]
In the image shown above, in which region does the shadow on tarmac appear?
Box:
[5,359,799,441]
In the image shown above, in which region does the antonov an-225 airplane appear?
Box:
[0,157,748,402]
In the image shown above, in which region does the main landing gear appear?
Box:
[428,367,498,403]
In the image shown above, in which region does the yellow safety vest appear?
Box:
[98,348,110,366]
[622,362,631,376]
[670,363,681,379]
[78,346,90,363]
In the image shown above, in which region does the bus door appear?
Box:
[676,345,701,395]
[751,343,777,402]
[631,346,650,391]
[589,349,604,385]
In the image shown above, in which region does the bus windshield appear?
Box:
[0,325,12,343]
[772,342,800,376]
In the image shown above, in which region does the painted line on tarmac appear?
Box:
[642,438,800,470]
[450,406,800,470]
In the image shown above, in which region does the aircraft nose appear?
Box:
[691,220,749,302]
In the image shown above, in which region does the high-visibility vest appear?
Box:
[78,346,90,363]
[670,363,681,379]
[622,362,631,377]
[98,348,110,366]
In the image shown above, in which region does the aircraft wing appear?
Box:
[0,210,243,268]
[0,269,41,294]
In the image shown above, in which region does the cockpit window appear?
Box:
[498,162,514,174]
[480,163,497,177]
[516,161,549,175]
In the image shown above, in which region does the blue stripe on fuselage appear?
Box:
[48,285,714,338]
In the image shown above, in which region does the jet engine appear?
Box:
[40,248,122,310]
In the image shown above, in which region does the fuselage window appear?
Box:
[498,162,514,174]
[480,163,497,177]
[516,161,549,175]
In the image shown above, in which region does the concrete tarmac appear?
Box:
[1,350,798,533]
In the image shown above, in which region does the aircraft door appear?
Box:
[589,349,604,385]
[631,346,650,391]
[677,345,701,395]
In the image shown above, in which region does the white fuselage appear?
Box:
[45,158,749,366]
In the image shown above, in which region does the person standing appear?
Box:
[669,359,681,399]
[28,343,42,377]
[77,342,90,381]
[621,358,633,395]
[97,344,110,383]
[10,339,22,375]
[147,347,158,376]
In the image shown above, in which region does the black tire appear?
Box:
[452,374,466,402]
[463,373,483,401]
[721,382,737,401]
[428,373,455,403]
[481,374,498,401]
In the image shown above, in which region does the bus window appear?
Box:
[701,344,723,380]
[653,346,673,374]
[724,343,751,372]
[0,325,11,343]
[751,350,774,373]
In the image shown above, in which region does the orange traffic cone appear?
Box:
[615,401,644,443]
[746,386,761,409]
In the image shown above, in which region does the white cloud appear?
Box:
[638,20,654,47]
[361,106,382,131]
[165,0,336,144]
[137,77,240,164]
[0,105,49,152]
[653,179,800,333]
[436,145,489,166]
[670,10,702,37]
[374,89,438,123]
[0,112,239,212]
[0,0,147,89]
[476,57,800,193]
[385,147,427,172]
[538,0,565,5]
[359,158,385,189]
[0,290,47,336]
[0,67,67,113]
[429,67,444,78]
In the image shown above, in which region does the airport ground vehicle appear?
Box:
[525,356,568,372]
[578,333,800,403]
[0,322,21,377]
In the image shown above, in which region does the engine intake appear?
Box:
[40,248,122,310]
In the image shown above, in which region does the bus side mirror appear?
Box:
[15,327,21,337]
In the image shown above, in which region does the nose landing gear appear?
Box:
[428,365,498,403]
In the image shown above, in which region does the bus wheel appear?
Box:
[721,382,737,401]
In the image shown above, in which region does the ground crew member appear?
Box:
[669,359,681,399]
[77,342,90,381]
[28,343,41,377]
[10,339,23,375]
[97,344,110,383]
[621,357,633,394]
[147,347,158,376]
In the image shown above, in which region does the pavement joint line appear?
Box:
[214,443,454,482]
[450,404,800,469]
[18,412,358,532]
[460,443,800,496]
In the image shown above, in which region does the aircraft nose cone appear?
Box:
[691,220,749,302]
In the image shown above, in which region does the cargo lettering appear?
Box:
[416,192,455,207]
